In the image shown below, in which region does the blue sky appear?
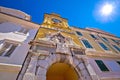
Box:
[0,0,120,37]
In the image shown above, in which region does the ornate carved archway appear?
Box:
[22,32,91,80]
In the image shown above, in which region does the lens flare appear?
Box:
[94,1,118,23]
[101,3,113,16]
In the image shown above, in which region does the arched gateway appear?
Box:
[46,63,79,80]
[21,50,91,80]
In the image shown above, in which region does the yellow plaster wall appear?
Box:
[81,31,104,52]
[35,27,83,47]
[35,13,120,55]
[35,13,84,47]
[75,28,120,54]
[47,76,64,80]
[35,27,57,39]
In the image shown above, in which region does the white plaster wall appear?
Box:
[0,43,30,65]
[0,22,26,42]
[24,28,38,43]
[0,22,38,65]
[0,22,34,42]
[0,72,18,80]
[0,6,30,20]
[88,58,120,80]
[0,22,38,43]
[0,7,38,80]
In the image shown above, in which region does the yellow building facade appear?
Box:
[17,13,120,80]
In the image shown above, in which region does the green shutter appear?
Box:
[95,60,109,71]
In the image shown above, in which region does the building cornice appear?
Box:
[0,12,39,29]
[86,50,120,59]
[0,63,21,73]
[71,27,120,39]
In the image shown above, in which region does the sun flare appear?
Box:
[101,3,113,16]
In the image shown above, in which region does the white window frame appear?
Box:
[112,44,120,53]
[97,41,112,53]
[76,31,83,37]
[95,60,111,72]
[80,38,96,51]
[0,39,19,57]
[14,27,29,36]
[90,34,98,40]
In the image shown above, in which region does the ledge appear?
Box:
[86,51,120,59]
[0,63,22,73]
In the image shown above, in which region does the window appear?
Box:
[18,28,29,34]
[116,61,120,65]
[76,31,82,36]
[81,39,93,48]
[0,42,17,57]
[98,42,109,50]
[112,45,120,52]
[111,39,120,44]
[90,34,97,39]
[95,60,109,71]
[52,18,61,23]
[102,37,108,41]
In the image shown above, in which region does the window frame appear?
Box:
[0,39,19,57]
[90,34,98,39]
[112,44,120,52]
[111,39,120,45]
[102,37,108,41]
[95,60,110,72]
[98,42,110,51]
[76,31,83,36]
[14,27,29,35]
[116,61,120,66]
[81,39,93,49]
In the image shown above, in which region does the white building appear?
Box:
[0,6,39,80]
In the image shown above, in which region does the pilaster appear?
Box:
[23,55,38,80]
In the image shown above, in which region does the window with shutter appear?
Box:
[81,39,93,48]
[98,42,109,50]
[95,60,109,71]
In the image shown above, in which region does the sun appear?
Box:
[94,1,117,22]
[101,3,114,16]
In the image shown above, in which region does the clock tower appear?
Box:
[42,13,70,30]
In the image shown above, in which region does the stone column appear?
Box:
[23,55,38,80]
[36,67,47,80]
[82,57,100,80]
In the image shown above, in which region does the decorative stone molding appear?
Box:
[23,55,38,80]
[36,67,47,80]
[81,57,100,80]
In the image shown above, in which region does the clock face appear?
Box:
[52,18,61,23]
